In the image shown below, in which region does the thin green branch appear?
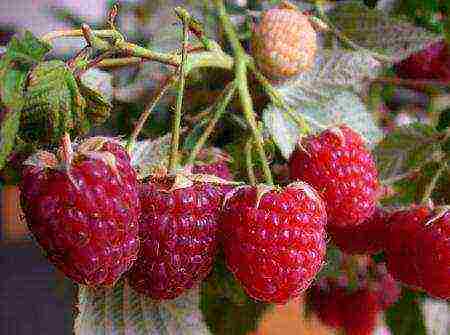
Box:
[213,0,246,58]
[81,24,111,51]
[96,57,144,68]
[174,6,215,51]
[236,61,273,185]
[421,162,448,204]
[245,137,257,186]
[169,17,189,171]
[41,28,122,43]
[186,81,237,166]
[127,75,177,152]
[214,0,273,185]
[41,26,234,72]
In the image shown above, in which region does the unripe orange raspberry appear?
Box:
[251,2,317,79]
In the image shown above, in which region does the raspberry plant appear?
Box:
[0,0,449,334]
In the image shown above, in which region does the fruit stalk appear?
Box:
[248,61,312,134]
[214,0,273,185]
[421,161,448,204]
[186,81,237,166]
[245,137,256,185]
[127,75,177,152]
[169,15,189,171]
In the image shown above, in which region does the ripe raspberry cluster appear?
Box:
[19,120,450,306]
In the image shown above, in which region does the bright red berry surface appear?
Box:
[329,207,389,254]
[395,41,450,80]
[385,206,450,299]
[128,179,223,300]
[289,125,379,228]
[20,141,140,286]
[221,183,327,303]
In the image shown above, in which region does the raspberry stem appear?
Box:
[245,137,257,186]
[169,13,189,172]
[186,81,237,166]
[214,0,274,185]
[127,75,177,152]
[421,161,448,204]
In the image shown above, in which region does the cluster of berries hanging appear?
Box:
[15,0,450,320]
[19,122,450,304]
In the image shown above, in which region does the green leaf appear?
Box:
[373,123,441,180]
[75,279,210,335]
[0,31,49,169]
[263,89,382,159]
[328,1,442,62]
[20,60,88,145]
[262,47,383,159]
[3,31,51,63]
[385,288,426,335]
[0,107,21,170]
[395,0,447,34]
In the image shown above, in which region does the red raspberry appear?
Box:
[328,207,389,254]
[221,182,327,303]
[385,206,450,299]
[128,176,223,300]
[20,136,140,286]
[394,41,450,80]
[289,125,379,228]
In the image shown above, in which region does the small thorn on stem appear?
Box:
[60,133,73,168]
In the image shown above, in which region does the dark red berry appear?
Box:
[310,279,381,335]
[385,206,450,299]
[340,289,381,335]
[329,207,389,254]
[289,125,379,228]
[395,41,450,80]
[221,183,327,303]
[128,176,223,300]
[309,280,345,328]
[20,137,140,286]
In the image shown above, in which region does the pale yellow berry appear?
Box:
[251,3,317,79]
